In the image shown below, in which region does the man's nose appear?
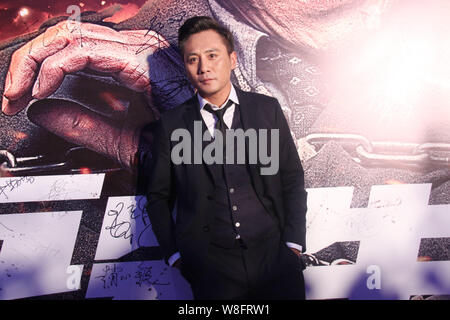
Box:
[197,57,210,74]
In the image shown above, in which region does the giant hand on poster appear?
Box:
[0,0,449,300]
[2,20,171,170]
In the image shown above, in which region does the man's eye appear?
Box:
[209,54,217,58]
[188,57,197,63]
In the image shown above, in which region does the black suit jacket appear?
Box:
[145,87,307,275]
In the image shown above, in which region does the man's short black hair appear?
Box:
[178,16,235,55]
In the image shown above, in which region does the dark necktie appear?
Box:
[203,99,234,141]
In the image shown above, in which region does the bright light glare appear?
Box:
[333,4,450,116]
[325,1,450,142]
[19,7,29,17]
[366,34,435,119]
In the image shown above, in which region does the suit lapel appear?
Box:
[182,96,205,156]
[235,88,266,197]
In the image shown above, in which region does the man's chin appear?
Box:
[197,88,218,98]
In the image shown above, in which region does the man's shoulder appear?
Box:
[236,88,280,114]
[159,95,197,122]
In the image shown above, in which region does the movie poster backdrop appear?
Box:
[0,0,448,300]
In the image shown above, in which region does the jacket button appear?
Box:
[206,194,214,200]
[202,226,210,232]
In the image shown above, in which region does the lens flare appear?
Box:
[18,7,29,17]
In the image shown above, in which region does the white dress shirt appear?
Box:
[198,85,239,137]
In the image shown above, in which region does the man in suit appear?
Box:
[146,15,307,300]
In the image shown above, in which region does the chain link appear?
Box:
[303,133,450,168]
[300,252,355,267]
[0,147,122,175]
[2,133,449,174]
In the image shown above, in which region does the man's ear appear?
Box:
[230,51,237,70]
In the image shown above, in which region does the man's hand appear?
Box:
[290,247,302,258]
[2,21,170,168]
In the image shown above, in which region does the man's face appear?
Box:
[183,29,237,104]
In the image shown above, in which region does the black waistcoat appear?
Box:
[206,105,279,249]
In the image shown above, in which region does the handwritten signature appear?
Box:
[135,261,170,287]
[136,9,187,55]
[96,264,131,289]
[96,262,170,292]
[47,179,69,201]
[0,176,35,200]
[105,197,153,246]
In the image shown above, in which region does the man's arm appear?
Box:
[145,116,179,265]
[273,99,308,252]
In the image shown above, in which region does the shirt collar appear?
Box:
[197,84,239,110]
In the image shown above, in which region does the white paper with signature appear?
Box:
[94,195,159,260]
[0,211,83,300]
[0,174,105,203]
[85,260,192,300]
